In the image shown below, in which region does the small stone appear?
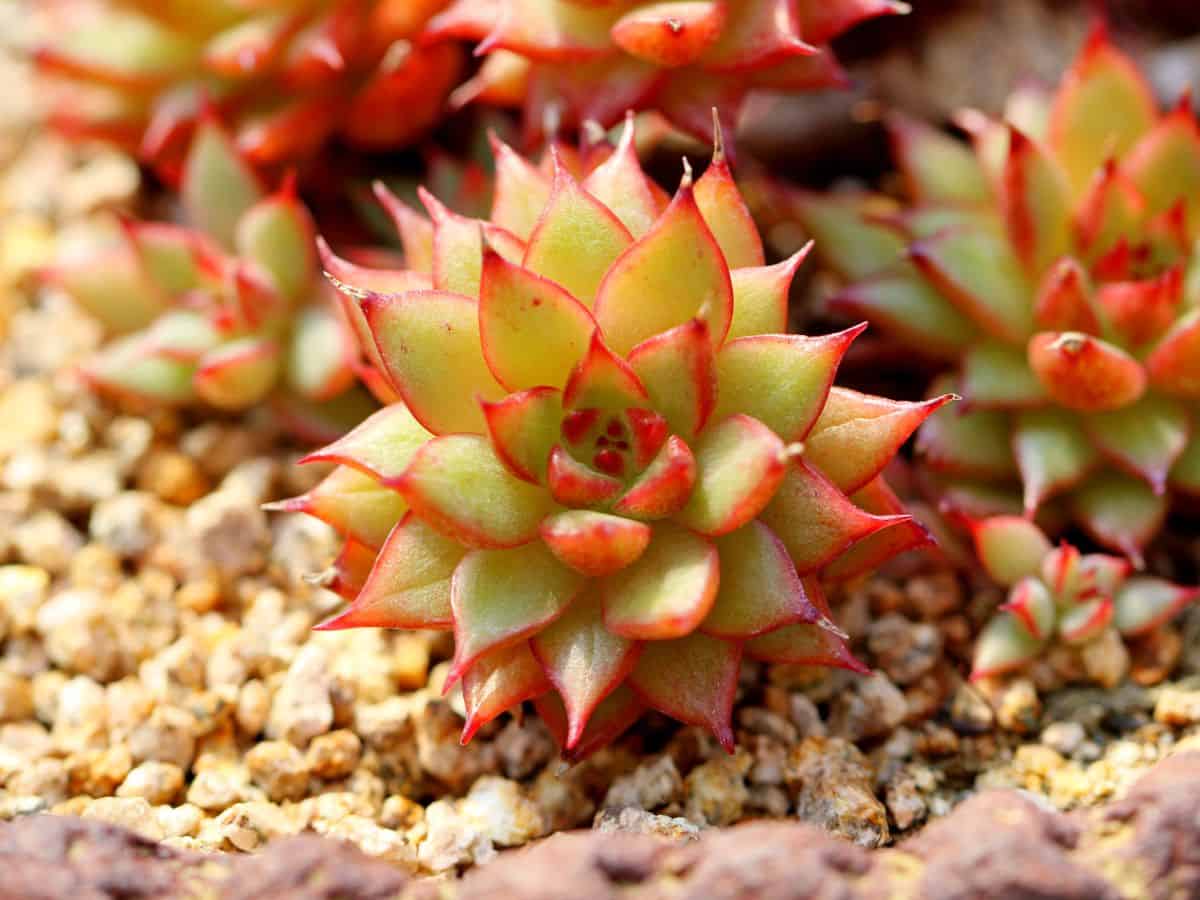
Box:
[1129,627,1182,687]
[602,755,683,811]
[175,576,221,614]
[81,796,166,841]
[738,708,798,744]
[36,589,123,682]
[51,675,107,751]
[155,803,204,839]
[137,449,209,505]
[0,565,49,634]
[867,614,943,685]
[592,807,701,840]
[306,729,362,780]
[187,768,252,812]
[246,740,310,802]
[684,752,751,826]
[787,693,826,738]
[118,761,185,805]
[905,571,962,620]
[785,736,889,848]
[993,677,1042,734]
[1080,629,1130,688]
[236,679,270,737]
[1040,721,1087,757]
[884,768,928,830]
[89,491,165,559]
[13,511,83,574]
[128,705,197,768]
[828,674,907,741]
[0,671,33,722]
[529,767,594,833]
[1154,688,1200,726]
[413,699,492,793]
[8,757,68,804]
[459,776,546,847]
[418,799,497,873]
[380,795,425,831]
[267,644,334,747]
[318,815,415,869]
[948,681,995,734]
[214,801,300,852]
[66,744,132,797]
[184,489,271,578]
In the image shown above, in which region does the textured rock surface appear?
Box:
[3,750,1199,899]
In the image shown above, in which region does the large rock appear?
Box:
[2,752,1200,899]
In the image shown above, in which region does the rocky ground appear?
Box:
[4,4,1200,895]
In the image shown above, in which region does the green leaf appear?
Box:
[1014,408,1099,512]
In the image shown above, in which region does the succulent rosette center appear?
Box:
[283,120,948,757]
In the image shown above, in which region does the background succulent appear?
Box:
[33,0,460,180]
[969,516,1197,683]
[278,120,949,758]
[46,115,373,440]
[795,24,1200,560]
[424,0,908,144]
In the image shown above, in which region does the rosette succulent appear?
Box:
[47,116,371,439]
[424,0,907,143]
[968,516,1197,682]
[34,0,459,179]
[795,24,1200,560]
[278,120,950,757]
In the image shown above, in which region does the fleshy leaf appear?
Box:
[581,114,664,238]
[1058,597,1113,645]
[317,514,463,631]
[268,465,406,549]
[823,479,935,582]
[1000,128,1071,273]
[611,435,697,520]
[482,387,563,483]
[830,265,978,359]
[531,588,639,749]
[702,520,818,638]
[235,187,316,303]
[743,616,867,673]
[301,403,433,484]
[449,541,585,681]
[1145,309,1200,398]
[523,158,633,307]
[791,191,905,280]
[461,642,551,743]
[727,247,806,340]
[593,171,734,354]
[1171,437,1200,495]
[628,319,716,438]
[1027,331,1146,412]
[562,331,649,410]
[364,290,504,434]
[611,2,725,67]
[1086,394,1190,493]
[1096,266,1183,349]
[547,445,624,507]
[713,326,862,442]
[758,460,903,573]
[82,337,196,405]
[1002,577,1056,641]
[1114,576,1199,637]
[803,387,953,494]
[540,510,652,577]
[887,113,991,204]
[695,133,765,269]
[478,251,596,391]
[396,435,554,549]
[321,538,375,602]
[1014,409,1100,512]
[1123,100,1200,225]
[959,341,1048,409]
[676,414,787,536]
[374,183,435,274]
[970,515,1052,587]
[916,379,1017,479]
[534,685,643,762]
[628,632,740,751]
[419,189,484,296]
[284,305,355,402]
[1071,470,1167,560]
[602,522,719,640]
[909,226,1034,342]
[970,612,1044,680]
[1033,257,1102,333]
[1049,22,1157,194]
[181,118,263,248]
[489,134,552,241]
[194,338,279,410]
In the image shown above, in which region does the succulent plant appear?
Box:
[794,24,1200,560]
[968,516,1197,682]
[34,0,460,180]
[278,119,950,757]
[46,116,372,439]
[424,0,908,144]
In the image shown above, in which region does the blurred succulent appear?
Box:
[795,24,1200,560]
[969,516,1197,682]
[46,116,373,440]
[424,0,907,144]
[34,0,460,180]
[275,118,950,758]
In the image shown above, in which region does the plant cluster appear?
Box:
[47,116,371,439]
[34,0,459,179]
[278,122,948,756]
[795,24,1200,561]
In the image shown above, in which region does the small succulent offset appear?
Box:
[34,0,459,179]
[969,516,1197,682]
[282,120,949,757]
[425,0,907,143]
[47,117,371,440]
[795,24,1200,560]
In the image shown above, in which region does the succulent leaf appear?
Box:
[540,510,653,577]
[461,642,551,743]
